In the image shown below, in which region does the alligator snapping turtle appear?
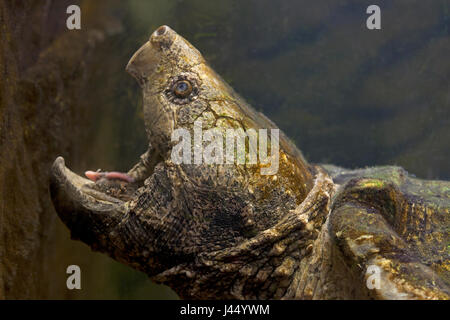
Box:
[50,25,450,300]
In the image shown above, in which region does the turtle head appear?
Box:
[50,25,254,275]
[50,25,316,293]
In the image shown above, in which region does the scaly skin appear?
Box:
[49,26,449,299]
[325,165,450,299]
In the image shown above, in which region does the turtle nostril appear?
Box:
[155,25,168,36]
[150,25,175,48]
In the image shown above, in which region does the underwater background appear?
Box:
[2,0,447,299]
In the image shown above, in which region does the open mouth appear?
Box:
[50,156,132,205]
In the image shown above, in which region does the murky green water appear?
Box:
[76,0,449,299]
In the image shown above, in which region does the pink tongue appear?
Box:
[85,171,102,182]
[85,171,134,183]
[104,172,135,183]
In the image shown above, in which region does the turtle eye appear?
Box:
[165,74,199,104]
[173,80,192,98]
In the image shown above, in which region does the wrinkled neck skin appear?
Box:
[152,168,356,299]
